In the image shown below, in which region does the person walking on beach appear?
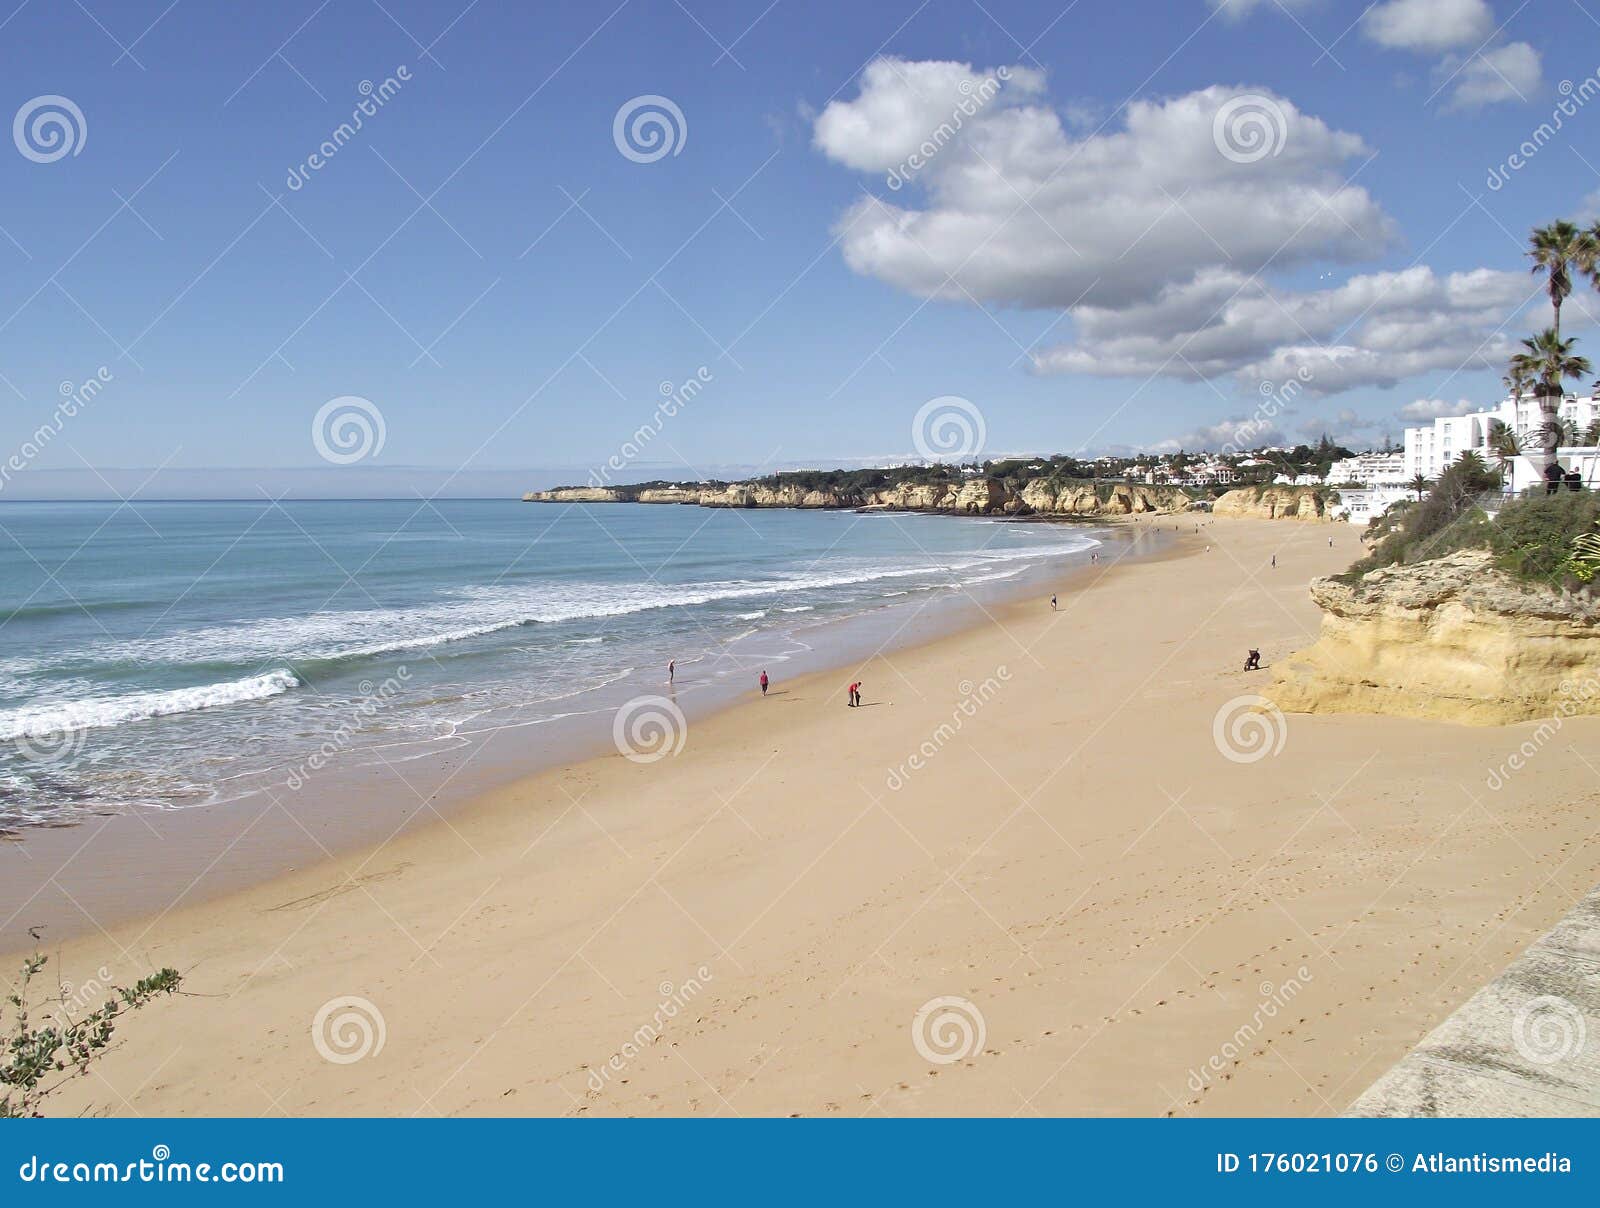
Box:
[1271,554,1276,569]
[759,670,769,697]
[1050,594,1057,610]
[668,658,675,684]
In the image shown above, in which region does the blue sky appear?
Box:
[2,0,1598,497]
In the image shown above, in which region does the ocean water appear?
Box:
[0,500,1103,832]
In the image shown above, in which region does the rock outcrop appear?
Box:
[1213,485,1331,522]
[1268,550,1600,725]
[523,479,1192,517]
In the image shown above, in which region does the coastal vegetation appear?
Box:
[2,953,181,1117]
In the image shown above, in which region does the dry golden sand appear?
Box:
[13,516,1600,1117]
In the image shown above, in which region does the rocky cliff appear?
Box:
[522,479,1195,517]
[1212,485,1331,522]
[1268,550,1600,725]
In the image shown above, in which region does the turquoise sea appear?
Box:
[0,499,1106,833]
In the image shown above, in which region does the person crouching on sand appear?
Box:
[759,670,769,697]
[847,680,861,707]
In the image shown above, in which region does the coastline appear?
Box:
[12,515,1600,1118]
[0,512,1151,950]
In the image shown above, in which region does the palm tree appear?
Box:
[1408,473,1432,501]
[1528,220,1599,341]
[1487,418,1523,476]
[1510,328,1593,473]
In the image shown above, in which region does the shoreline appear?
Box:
[0,515,1158,951]
[13,515,1600,1118]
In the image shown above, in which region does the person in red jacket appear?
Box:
[759,670,769,697]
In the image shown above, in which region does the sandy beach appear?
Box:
[11,515,1600,1118]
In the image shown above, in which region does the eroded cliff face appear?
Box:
[1267,550,1600,725]
[523,479,1193,517]
[1213,486,1330,522]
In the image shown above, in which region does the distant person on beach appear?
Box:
[668,659,675,683]
[1244,648,1261,671]
[759,670,769,697]
[1271,554,1276,568]
[1050,594,1057,610]
[847,681,861,707]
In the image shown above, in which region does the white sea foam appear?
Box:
[17,540,1098,674]
[0,669,300,741]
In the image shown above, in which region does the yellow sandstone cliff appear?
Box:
[1267,550,1600,725]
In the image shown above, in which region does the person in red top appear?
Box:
[847,681,861,707]
[759,670,769,697]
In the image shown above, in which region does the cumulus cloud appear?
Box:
[814,63,1395,311]
[1398,397,1480,420]
[1032,265,1528,392]
[814,58,1528,400]
[1442,42,1542,109]
[1362,0,1493,52]
[1151,417,1287,454]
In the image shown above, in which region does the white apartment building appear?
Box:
[1403,393,1600,491]
[1326,453,1405,486]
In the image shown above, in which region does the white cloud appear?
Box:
[1443,42,1542,109]
[814,64,1395,311]
[1362,0,1493,52]
[812,58,1045,173]
[1398,397,1481,420]
[1032,265,1528,392]
[1152,417,1287,453]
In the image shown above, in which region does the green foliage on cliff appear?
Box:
[1343,455,1600,591]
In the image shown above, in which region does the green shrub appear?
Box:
[1489,491,1600,588]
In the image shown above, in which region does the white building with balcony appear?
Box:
[1327,453,1405,486]
[1402,393,1600,491]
